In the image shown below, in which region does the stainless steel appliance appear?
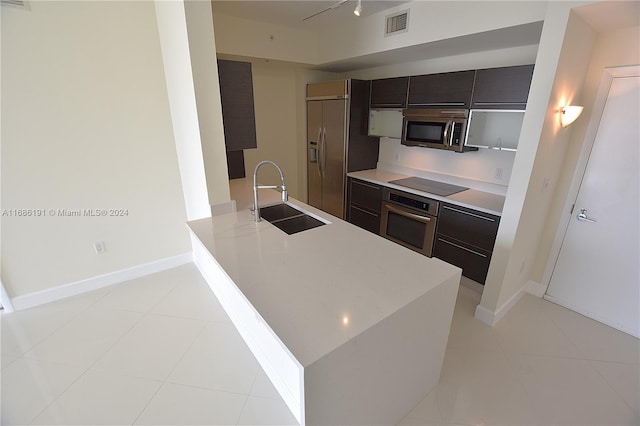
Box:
[307,80,379,219]
[380,188,439,257]
[401,109,473,152]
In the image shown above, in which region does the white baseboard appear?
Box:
[474,282,529,326]
[10,253,193,311]
[1,277,15,313]
[544,294,640,338]
[526,280,547,298]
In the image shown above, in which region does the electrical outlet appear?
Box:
[495,167,504,180]
[93,241,106,254]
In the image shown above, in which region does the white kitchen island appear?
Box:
[188,194,461,425]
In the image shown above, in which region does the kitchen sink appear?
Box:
[270,214,325,235]
[258,203,303,222]
[258,203,326,235]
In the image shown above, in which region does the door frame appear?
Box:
[541,65,640,294]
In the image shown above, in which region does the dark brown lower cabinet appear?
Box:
[347,178,383,234]
[434,203,500,284]
[434,236,493,284]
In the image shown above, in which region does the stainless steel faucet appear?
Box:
[253,160,288,222]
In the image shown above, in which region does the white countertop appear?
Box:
[188,195,461,367]
[348,168,506,216]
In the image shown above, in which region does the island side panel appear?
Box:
[191,234,305,423]
[303,271,460,425]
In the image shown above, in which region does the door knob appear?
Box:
[576,208,597,223]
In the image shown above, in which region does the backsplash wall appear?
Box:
[378,137,516,186]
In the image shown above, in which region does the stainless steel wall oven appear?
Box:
[380,189,439,257]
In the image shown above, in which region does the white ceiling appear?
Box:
[573,0,640,33]
[211,0,410,30]
[211,0,640,72]
[315,21,543,72]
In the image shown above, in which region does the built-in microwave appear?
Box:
[401,109,474,153]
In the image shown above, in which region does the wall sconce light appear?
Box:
[561,105,584,128]
[354,0,362,16]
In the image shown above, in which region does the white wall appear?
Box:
[243,62,303,199]
[377,138,516,188]
[184,1,231,209]
[532,24,640,283]
[154,0,211,220]
[346,45,539,80]
[212,1,545,68]
[1,1,191,297]
[213,13,319,65]
[214,54,339,202]
[479,2,596,316]
[316,1,546,64]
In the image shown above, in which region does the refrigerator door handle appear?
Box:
[318,127,327,179]
[321,127,327,179]
[316,128,322,177]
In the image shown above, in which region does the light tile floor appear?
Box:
[2,264,638,425]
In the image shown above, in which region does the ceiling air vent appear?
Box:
[385,10,409,36]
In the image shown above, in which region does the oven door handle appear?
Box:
[385,204,432,223]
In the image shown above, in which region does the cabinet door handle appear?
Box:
[385,204,432,223]
[352,180,381,191]
[408,102,466,106]
[351,205,378,217]
[372,103,404,107]
[437,238,487,258]
[442,205,496,222]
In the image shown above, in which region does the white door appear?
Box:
[546,69,639,337]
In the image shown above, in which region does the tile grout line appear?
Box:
[128,310,210,425]
[234,366,263,425]
[587,359,640,416]
[24,277,181,424]
[8,286,124,424]
[537,296,640,414]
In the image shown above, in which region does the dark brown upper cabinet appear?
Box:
[369,77,409,108]
[217,59,257,151]
[408,70,475,108]
[471,64,534,109]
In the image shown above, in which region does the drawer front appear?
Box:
[437,204,500,252]
[350,179,383,213]
[349,206,381,234]
[434,236,491,284]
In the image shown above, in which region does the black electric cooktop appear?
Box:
[389,177,468,197]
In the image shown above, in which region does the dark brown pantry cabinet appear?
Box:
[369,77,409,108]
[217,59,257,151]
[408,70,476,108]
[347,178,383,234]
[433,204,500,284]
[217,59,257,179]
[471,64,534,109]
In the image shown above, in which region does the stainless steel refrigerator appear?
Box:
[307,80,379,219]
